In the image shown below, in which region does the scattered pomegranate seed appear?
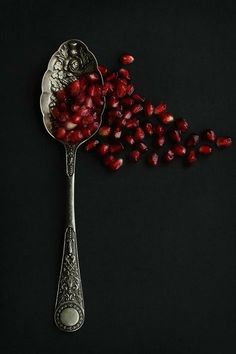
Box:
[107,96,119,108]
[120,53,134,65]
[132,93,145,102]
[126,84,135,96]
[109,142,124,154]
[99,125,111,137]
[144,102,154,117]
[186,150,197,165]
[136,142,148,153]
[84,139,99,152]
[126,118,139,129]
[147,153,159,167]
[55,127,66,140]
[132,103,143,114]
[199,145,213,155]
[98,64,108,76]
[143,122,154,136]
[169,129,181,143]
[172,144,186,156]
[216,137,232,148]
[185,133,200,147]
[97,143,109,156]
[122,97,134,106]
[70,130,83,143]
[162,150,175,163]
[134,127,145,141]
[129,150,141,162]
[202,129,216,142]
[116,80,127,98]
[119,68,130,80]
[155,124,165,136]
[159,112,174,124]
[154,103,167,115]
[123,110,132,120]
[175,118,189,132]
[67,80,80,96]
[103,154,115,167]
[109,158,124,171]
[154,136,165,148]
[106,72,117,82]
[124,135,135,145]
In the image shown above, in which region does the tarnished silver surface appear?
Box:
[40,39,105,332]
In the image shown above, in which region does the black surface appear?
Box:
[1,1,236,353]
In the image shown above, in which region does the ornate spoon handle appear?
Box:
[54,144,85,332]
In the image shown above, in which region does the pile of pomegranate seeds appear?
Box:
[51,53,232,171]
[51,73,104,144]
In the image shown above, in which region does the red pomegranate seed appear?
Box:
[113,127,122,139]
[93,96,104,107]
[102,82,114,95]
[154,136,165,148]
[199,145,212,155]
[124,135,135,145]
[185,133,199,147]
[79,76,87,91]
[55,127,66,140]
[64,121,77,130]
[119,68,130,80]
[107,96,119,108]
[154,102,167,115]
[144,102,154,117]
[105,72,117,82]
[87,84,101,97]
[129,150,141,162]
[136,142,148,153]
[202,129,216,142]
[97,143,109,156]
[143,122,154,136]
[120,53,134,65]
[58,112,70,122]
[169,129,181,143]
[109,158,124,171]
[186,150,197,165]
[114,117,127,128]
[88,72,99,82]
[175,118,189,132]
[70,113,82,125]
[89,121,99,133]
[159,112,174,124]
[84,139,99,152]
[155,124,165,136]
[57,102,67,112]
[84,96,93,108]
[103,155,115,167]
[75,92,86,104]
[70,130,84,143]
[55,89,67,102]
[81,127,91,138]
[134,127,145,141]
[123,110,132,120]
[147,152,159,167]
[126,84,135,96]
[132,93,145,102]
[109,142,124,154]
[132,103,143,114]
[98,64,108,76]
[51,107,61,119]
[116,80,127,98]
[216,137,232,148]
[82,115,94,126]
[99,125,111,137]
[121,97,134,106]
[126,118,139,129]
[163,149,175,163]
[71,103,81,113]
[172,144,186,156]
[67,80,80,96]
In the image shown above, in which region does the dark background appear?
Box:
[1,0,236,353]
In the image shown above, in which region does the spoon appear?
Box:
[40,39,105,332]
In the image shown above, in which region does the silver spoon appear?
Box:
[40,39,105,332]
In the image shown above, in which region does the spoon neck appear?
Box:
[65,144,77,229]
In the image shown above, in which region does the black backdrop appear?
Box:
[1,1,236,353]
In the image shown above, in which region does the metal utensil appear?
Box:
[40,39,105,332]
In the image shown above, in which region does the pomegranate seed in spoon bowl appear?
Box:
[40,39,105,332]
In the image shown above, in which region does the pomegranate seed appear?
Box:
[99,125,111,137]
[169,129,181,143]
[121,97,134,106]
[70,130,84,143]
[105,72,117,82]
[98,64,108,76]
[144,102,154,117]
[134,127,145,141]
[58,112,70,122]
[136,142,148,153]
[107,96,119,108]
[143,122,154,136]
[51,107,61,119]
[132,93,145,102]
[65,121,77,130]
[162,149,175,163]
[147,152,159,167]
[55,89,67,102]
[84,96,93,108]
[185,133,199,147]
[70,113,82,125]
[88,72,99,82]
[119,68,130,80]
[154,103,167,115]
[103,155,115,167]
[57,102,67,111]
[124,135,135,145]
[132,103,143,114]
[172,144,186,156]
[175,118,189,132]
[82,115,94,126]
[198,145,212,155]
[186,150,197,165]
[202,129,217,142]
[75,92,86,104]
[129,150,141,162]
[109,158,124,171]
[97,143,109,156]
[87,84,101,97]
[67,80,80,96]
[84,139,99,152]
[155,124,165,136]
[55,127,66,140]
[81,127,91,138]
[102,82,114,95]
[113,127,122,139]
[126,118,139,129]
[89,121,99,133]
[123,110,132,120]
[116,80,127,98]
[71,103,81,113]
[120,53,134,65]
[216,137,232,148]
[154,136,165,148]
[109,142,124,154]
[114,117,127,128]
[79,106,91,117]
[159,112,174,124]
[126,84,134,96]
[93,96,104,107]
